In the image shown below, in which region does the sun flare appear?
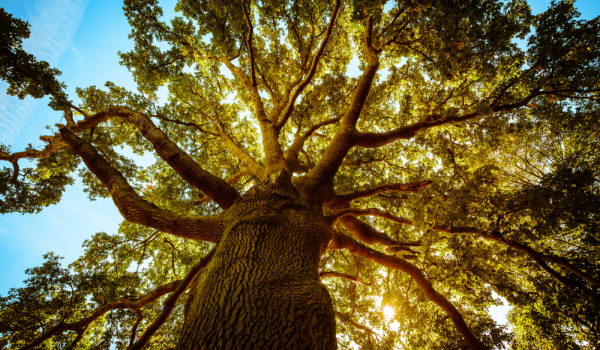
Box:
[382,305,396,320]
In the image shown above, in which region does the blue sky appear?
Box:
[0,0,599,327]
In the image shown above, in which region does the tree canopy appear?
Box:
[1,0,600,349]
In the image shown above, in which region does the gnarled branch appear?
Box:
[284,115,342,163]
[76,106,240,208]
[191,169,250,206]
[329,231,488,350]
[3,105,241,208]
[59,127,223,242]
[212,117,266,180]
[326,208,412,226]
[336,215,419,254]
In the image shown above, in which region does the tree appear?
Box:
[1,0,599,348]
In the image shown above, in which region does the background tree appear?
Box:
[1,0,599,349]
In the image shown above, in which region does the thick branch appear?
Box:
[353,90,595,148]
[329,231,488,350]
[59,127,223,242]
[77,106,240,208]
[276,0,341,131]
[220,56,287,173]
[191,169,250,206]
[336,215,418,253]
[213,118,266,180]
[328,208,413,226]
[3,106,241,208]
[302,18,381,189]
[9,161,19,185]
[334,209,600,288]
[127,248,215,350]
[533,257,581,288]
[66,329,84,350]
[220,58,270,124]
[284,115,342,161]
[129,310,143,346]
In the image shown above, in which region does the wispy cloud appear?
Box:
[0,0,89,146]
[71,45,84,65]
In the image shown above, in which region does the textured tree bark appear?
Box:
[177,172,337,350]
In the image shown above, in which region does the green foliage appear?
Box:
[0,8,68,108]
[0,150,79,214]
[1,0,599,349]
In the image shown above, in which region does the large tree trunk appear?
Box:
[177,173,337,350]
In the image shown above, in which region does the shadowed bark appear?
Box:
[177,172,337,350]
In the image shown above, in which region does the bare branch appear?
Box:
[59,127,223,242]
[329,231,489,350]
[285,115,342,156]
[80,106,240,208]
[433,225,600,288]
[533,257,581,288]
[152,113,218,136]
[64,108,76,128]
[275,0,341,131]
[219,57,271,126]
[219,56,287,174]
[320,271,371,284]
[326,208,413,226]
[20,248,215,350]
[335,215,418,254]
[2,105,239,207]
[330,207,599,289]
[66,329,85,350]
[9,160,19,185]
[212,117,266,179]
[127,248,215,350]
[20,279,183,350]
[337,180,432,203]
[129,310,143,346]
[334,311,378,336]
[283,115,342,171]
